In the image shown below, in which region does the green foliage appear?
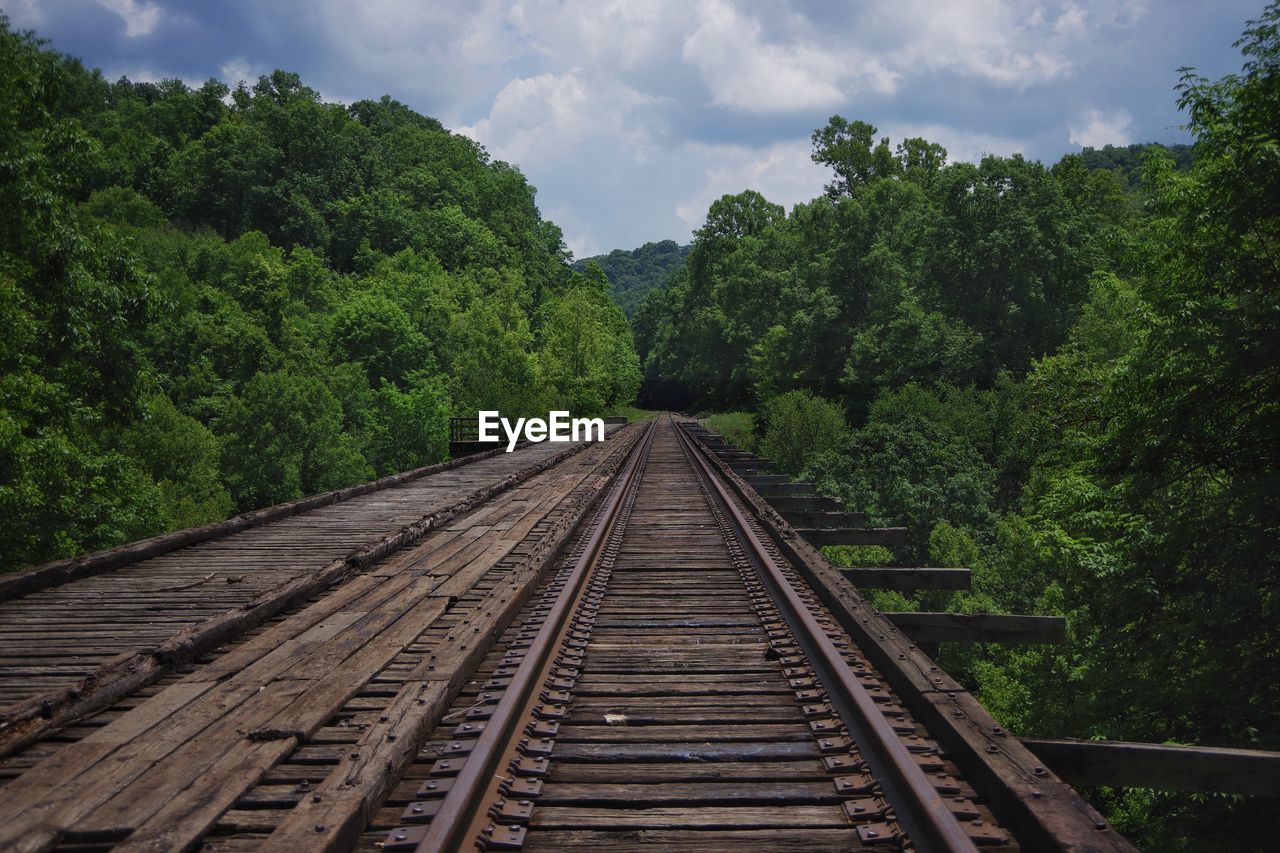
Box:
[115,394,233,528]
[219,370,372,508]
[806,385,998,564]
[575,240,690,318]
[0,18,638,570]
[362,375,451,476]
[702,411,756,453]
[811,116,900,196]
[757,390,849,476]
[1077,142,1194,188]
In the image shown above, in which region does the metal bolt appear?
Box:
[315,825,326,833]
[1033,766,1046,776]
[1096,822,1108,831]
[313,794,322,803]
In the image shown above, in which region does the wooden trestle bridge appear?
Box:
[0,416,1275,851]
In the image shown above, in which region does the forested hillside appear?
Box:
[1079,141,1195,187]
[0,19,639,571]
[574,239,690,317]
[635,7,1279,847]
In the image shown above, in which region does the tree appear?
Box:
[811,116,899,196]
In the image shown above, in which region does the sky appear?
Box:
[3,0,1266,258]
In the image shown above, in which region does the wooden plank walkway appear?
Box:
[0,433,616,757]
[0,426,642,851]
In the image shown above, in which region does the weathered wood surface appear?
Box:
[1022,737,1280,796]
[841,567,972,590]
[0,425,643,852]
[0,440,537,604]
[754,482,817,496]
[766,495,844,512]
[886,612,1067,645]
[797,526,909,547]
[0,433,616,757]
[781,510,869,529]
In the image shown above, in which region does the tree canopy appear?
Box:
[0,17,639,571]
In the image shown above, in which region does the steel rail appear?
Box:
[674,422,979,853]
[414,420,655,852]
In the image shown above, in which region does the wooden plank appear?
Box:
[538,781,843,805]
[252,681,451,853]
[1021,738,1280,797]
[886,612,1066,644]
[728,460,775,472]
[0,433,615,759]
[797,527,908,547]
[550,742,821,762]
[548,761,833,784]
[518,827,867,850]
[115,739,297,852]
[528,804,853,830]
[754,483,816,496]
[0,440,527,604]
[760,496,842,512]
[840,567,971,591]
[779,510,867,529]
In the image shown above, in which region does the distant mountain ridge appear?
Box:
[574,239,691,318]
[1078,142,1195,187]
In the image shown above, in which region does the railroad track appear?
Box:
[0,416,1131,851]
[346,417,1128,852]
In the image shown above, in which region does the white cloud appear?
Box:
[220,58,258,88]
[879,121,1028,163]
[3,0,43,28]
[461,69,667,167]
[96,0,162,38]
[34,0,1214,255]
[508,0,688,71]
[304,0,529,120]
[674,139,829,233]
[867,0,1075,88]
[1068,107,1134,148]
[1053,3,1088,37]
[682,0,898,112]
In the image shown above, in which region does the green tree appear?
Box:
[757,390,849,476]
[218,370,371,509]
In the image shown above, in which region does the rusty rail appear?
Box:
[415,421,656,849]
[673,423,980,851]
